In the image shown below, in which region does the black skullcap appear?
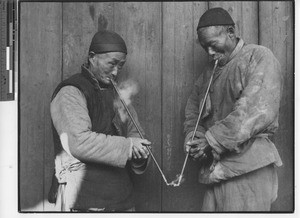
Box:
[89,30,127,54]
[197,7,235,31]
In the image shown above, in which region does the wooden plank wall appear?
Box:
[20,2,62,211]
[259,1,294,211]
[20,1,294,212]
[113,3,163,211]
[162,2,208,211]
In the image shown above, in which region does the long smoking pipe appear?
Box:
[110,78,170,185]
[174,59,219,187]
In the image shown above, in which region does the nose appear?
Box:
[207,47,216,56]
[111,66,118,77]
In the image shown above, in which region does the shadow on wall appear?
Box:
[21,199,56,212]
[19,166,56,211]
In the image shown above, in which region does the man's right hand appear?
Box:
[184,131,204,153]
[186,137,211,159]
[184,131,221,172]
[184,131,213,162]
[130,138,151,159]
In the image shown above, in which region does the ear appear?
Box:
[227,26,235,33]
[227,26,235,38]
[88,52,96,65]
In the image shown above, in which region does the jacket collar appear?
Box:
[228,38,244,63]
[81,64,112,90]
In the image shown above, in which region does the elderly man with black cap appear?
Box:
[48,30,151,211]
[184,8,283,211]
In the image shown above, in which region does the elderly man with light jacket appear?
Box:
[184,8,283,211]
[48,30,151,212]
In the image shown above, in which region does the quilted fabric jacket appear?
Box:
[184,39,283,184]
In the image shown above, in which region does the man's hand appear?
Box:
[187,138,221,172]
[184,131,204,154]
[184,132,222,172]
[130,138,151,159]
[186,137,211,160]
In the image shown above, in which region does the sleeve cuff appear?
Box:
[185,131,205,142]
[131,157,149,174]
[205,130,227,154]
[131,158,147,167]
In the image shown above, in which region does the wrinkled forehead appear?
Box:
[96,52,127,61]
[198,26,223,37]
[197,26,224,42]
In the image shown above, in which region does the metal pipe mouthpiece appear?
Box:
[214,59,219,68]
[109,77,116,85]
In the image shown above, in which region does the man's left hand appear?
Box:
[130,137,151,159]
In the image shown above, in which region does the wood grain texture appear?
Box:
[209,1,259,44]
[259,1,294,212]
[20,2,62,211]
[62,2,114,79]
[162,1,208,211]
[113,2,162,211]
[193,1,209,75]
[19,1,294,212]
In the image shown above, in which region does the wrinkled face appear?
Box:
[198,26,236,66]
[89,52,126,84]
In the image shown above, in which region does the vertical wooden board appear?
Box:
[162,2,208,211]
[209,1,259,44]
[20,2,62,211]
[62,2,114,79]
[42,3,62,212]
[259,1,294,212]
[193,2,209,77]
[114,2,162,211]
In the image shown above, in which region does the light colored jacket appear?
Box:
[184,39,283,184]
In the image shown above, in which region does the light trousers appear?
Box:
[202,164,278,211]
